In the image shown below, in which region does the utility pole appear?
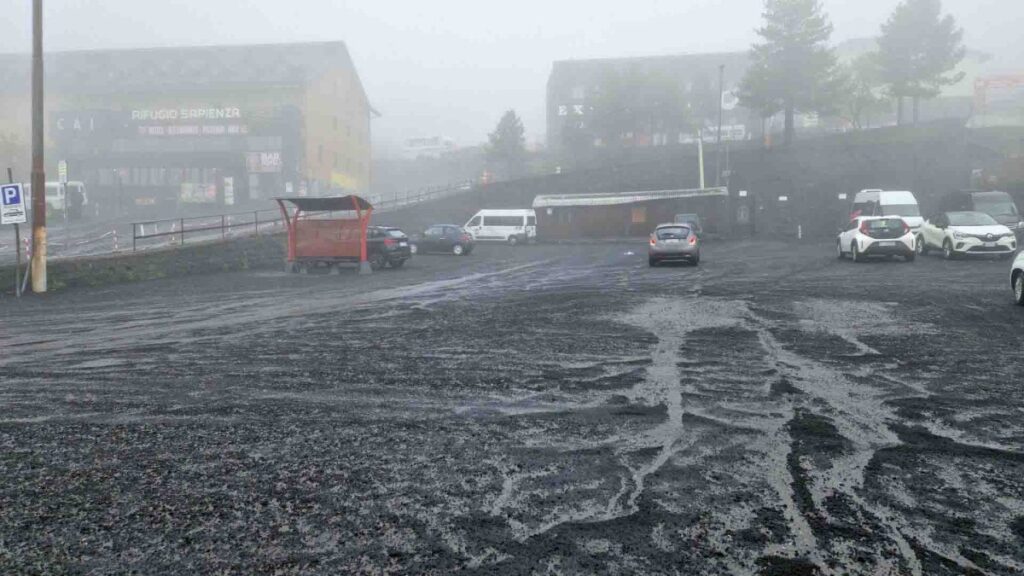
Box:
[30,0,46,293]
[715,64,724,188]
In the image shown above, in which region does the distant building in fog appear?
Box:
[0,41,374,213]
[401,136,457,160]
[546,52,753,155]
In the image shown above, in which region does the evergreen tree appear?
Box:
[487,110,526,177]
[877,0,965,124]
[740,0,840,145]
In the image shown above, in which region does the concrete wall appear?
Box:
[0,234,284,296]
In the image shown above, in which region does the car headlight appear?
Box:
[953,231,967,239]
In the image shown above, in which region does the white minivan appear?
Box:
[851,189,924,231]
[464,209,537,245]
[25,181,89,213]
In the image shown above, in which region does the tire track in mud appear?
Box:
[484,293,1003,574]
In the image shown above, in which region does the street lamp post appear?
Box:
[30,0,47,293]
[715,64,724,188]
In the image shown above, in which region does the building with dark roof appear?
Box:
[0,41,373,213]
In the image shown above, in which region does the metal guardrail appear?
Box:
[131,209,283,252]
[373,180,476,213]
[128,179,480,252]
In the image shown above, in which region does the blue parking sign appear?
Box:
[1,183,27,225]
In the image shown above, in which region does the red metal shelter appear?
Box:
[275,196,374,274]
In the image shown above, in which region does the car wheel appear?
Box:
[691,254,700,266]
[851,242,862,263]
[409,244,418,255]
[453,244,465,256]
[507,235,519,246]
[916,235,929,256]
[836,240,845,259]
[390,259,406,269]
[648,257,657,267]
[943,240,956,260]
[369,253,387,271]
[1016,273,1024,306]
[904,253,915,263]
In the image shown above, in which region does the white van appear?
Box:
[464,209,537,245]
[24,181,88,212]
[851,189,924,231]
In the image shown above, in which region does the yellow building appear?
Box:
[0,41,373,213]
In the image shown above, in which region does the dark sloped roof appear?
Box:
[277,196,373,212]
[0,41,366,98]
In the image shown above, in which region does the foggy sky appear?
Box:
[2,1,1020,154]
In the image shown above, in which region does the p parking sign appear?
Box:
[1,183,27,225]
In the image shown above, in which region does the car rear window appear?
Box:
[865,219,904,231]
[386,229,406,238]
[657,227,691,239]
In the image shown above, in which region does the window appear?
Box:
[426,226,443,237]
[483,216,524,227]
[656,227,691,240]
[880,204,921,217]
[527,216,536,227]
[468,216,482,227]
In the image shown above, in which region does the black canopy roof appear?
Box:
[276,196,373,212]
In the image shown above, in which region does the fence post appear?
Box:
[180,218,185,246]
[132,223,137,252]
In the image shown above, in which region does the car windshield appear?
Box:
[880,204,920,217]
[948,212,998,226]
[657,226,691,239]
[973,193,1018,217]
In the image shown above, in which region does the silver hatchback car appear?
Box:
[649,223,700,266]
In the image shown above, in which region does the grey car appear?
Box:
[649,224,700,266]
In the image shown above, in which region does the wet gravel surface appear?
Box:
[2,241,1024,575]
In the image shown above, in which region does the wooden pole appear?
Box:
[30,0,47,293]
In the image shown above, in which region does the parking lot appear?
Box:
[2,240,1024,574]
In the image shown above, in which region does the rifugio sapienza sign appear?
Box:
[1,184,27,225]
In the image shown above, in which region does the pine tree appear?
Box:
[487,110,526,177]
[740,0,840,145]
[877,0,965,124]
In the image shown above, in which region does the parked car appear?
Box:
[941,190,1024,236]
[850,190,924,231]
[917,211,1017,260]
[463,209,536,245]
[673,213,704,237]
[410,225,475,256]
[1011,251,1024,305]
[649,223,700,266]
[837,216,916,262]
[366,226,412,270]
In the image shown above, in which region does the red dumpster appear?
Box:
[275,195,374,274]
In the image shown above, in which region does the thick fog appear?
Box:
[2,0,1020,152]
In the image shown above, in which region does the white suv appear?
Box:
[837,216,916,263]
[917,211,1017,260]
[1012,252,1024,305]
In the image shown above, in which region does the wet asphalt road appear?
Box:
[2,240,1024,575]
